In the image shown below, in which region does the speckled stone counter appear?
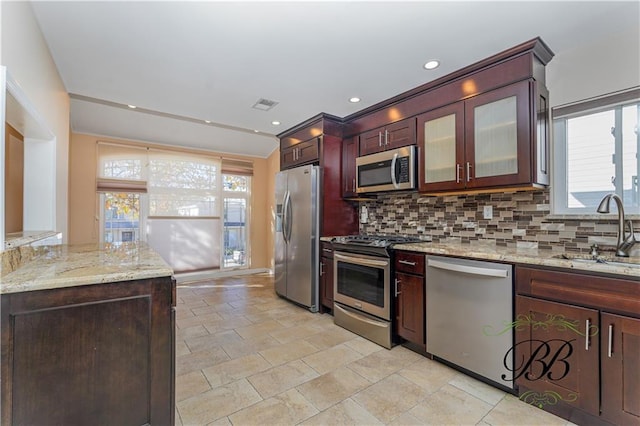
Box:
[4,230,61,249]
[0,242,174,294]
[393,240,640,278]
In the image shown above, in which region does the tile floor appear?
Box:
[175,273,572,426]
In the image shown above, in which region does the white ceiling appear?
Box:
[30,1,639,158]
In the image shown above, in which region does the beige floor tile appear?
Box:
[409,383,493,425]
[296,366,371,411]
[176,347,230,376]
[177,312,224,329]
[344,336,385,356]
[483,394,568,425]
[176,324,209,341]
[352,373,430,423]
[302,343,364,375]
[259,339,320,366]
[346,345,422,382]
[202,353,272,388]
[177,378,261,425]
[220,334,281,359]
[206,417,231,426]
[176,340,191,357]
[276,311,321,328]
[305,326,359,350]
[184,329,243,353]
[248,359,320,399]
[228,388,319,425]
[300,398,384,426]
[268,322,324,344]
[176,370,211,402]
[388,412,427,425]
[397,357,458,394]
[201,316,253,334]
[448,372,507,406]
[234,319,287,339]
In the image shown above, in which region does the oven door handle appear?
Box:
[335,252,389,268]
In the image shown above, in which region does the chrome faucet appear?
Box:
[596,193,637,257]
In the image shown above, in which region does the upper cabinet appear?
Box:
[418,80,547,192]
[359,117,416,156]
[341,136,358,198]
[280,137,320,170]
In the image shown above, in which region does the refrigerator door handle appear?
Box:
[282,191,290,243]
[284,191,293,243]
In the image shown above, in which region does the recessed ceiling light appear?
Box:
[424,60,440,70]
[204,120,211,124]
[272,121,281,126]
[254,130,259,133]
[127,104,137,109]
[349,97,361,103]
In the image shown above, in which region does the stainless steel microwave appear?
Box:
[356,145,416,193]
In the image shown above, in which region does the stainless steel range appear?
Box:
[332,235,423,349]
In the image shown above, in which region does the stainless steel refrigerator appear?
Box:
[274,164,320,312]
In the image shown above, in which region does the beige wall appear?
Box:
[1,1,70,240]
[265,149,280,271]
[69,132,274,270]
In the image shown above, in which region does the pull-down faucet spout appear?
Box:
[596,193,637,257]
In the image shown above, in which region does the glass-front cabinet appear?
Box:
[418,80,536,192]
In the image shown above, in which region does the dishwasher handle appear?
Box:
[427,258,509,278]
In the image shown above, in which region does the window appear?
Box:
[553,91,640,215]
[222,174,250,268]
[96,141,253,272]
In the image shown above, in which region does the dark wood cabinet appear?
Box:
[320,241,334,312]
[359,117,416,156]
[280,137,319,170]
[394,251,425,345]
[278,113,358,237]
[600,313,640,426]
[515,295,599,416]
[341,136,358,198]
[515,266,640,425]
[1,277,176,426]
[418,80,548,193]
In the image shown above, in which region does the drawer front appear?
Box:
[320,241,334,259]
[395,251,425,275]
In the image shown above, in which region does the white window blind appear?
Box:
[96,142,148,192]
[148,150,221,217]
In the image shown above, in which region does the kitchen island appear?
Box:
[1,242,176,426]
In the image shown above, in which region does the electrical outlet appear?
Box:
[483,205,493,220]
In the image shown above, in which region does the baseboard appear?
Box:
[174,268,272,285]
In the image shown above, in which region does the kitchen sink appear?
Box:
[553,253,640,269]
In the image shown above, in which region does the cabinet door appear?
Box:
[417,103,465,192]
[342,136,358,198]
[320,256,334,310]
[395,272,424,345]
[359,126,386,156]
[515,296,599,416]
[280,145,298,170]
[464,81,531,189]
[600,313,640,426]
[297,137,320,165]
[386,117,416,150]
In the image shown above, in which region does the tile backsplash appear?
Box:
[359,189,640,255]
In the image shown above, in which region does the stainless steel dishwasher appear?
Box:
[426,255,514,391]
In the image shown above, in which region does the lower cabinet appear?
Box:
[600,312,640,425]
[516,266,640,425]
[320,241,334,312]
[1,276,176,426]
[394,251,425,345]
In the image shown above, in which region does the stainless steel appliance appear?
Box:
[274,165,320,312]
[425,255,514,391]
[356,145,416,193]
[332,235,421,349]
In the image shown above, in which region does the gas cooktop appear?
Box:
[332,234,427,256]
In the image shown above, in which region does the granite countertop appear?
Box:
[4,230,61,249]
[0,242,174,294]
[393,240,640,278]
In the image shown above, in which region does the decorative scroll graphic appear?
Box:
[520,390,578,408]
[483,314,599,338]
[484,312,599,409]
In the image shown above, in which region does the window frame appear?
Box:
[221,173,251,270]
[551,88,640,217]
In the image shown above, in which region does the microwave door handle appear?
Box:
[391,153,399,188]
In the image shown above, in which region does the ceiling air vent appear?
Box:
[252,98,279,111]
